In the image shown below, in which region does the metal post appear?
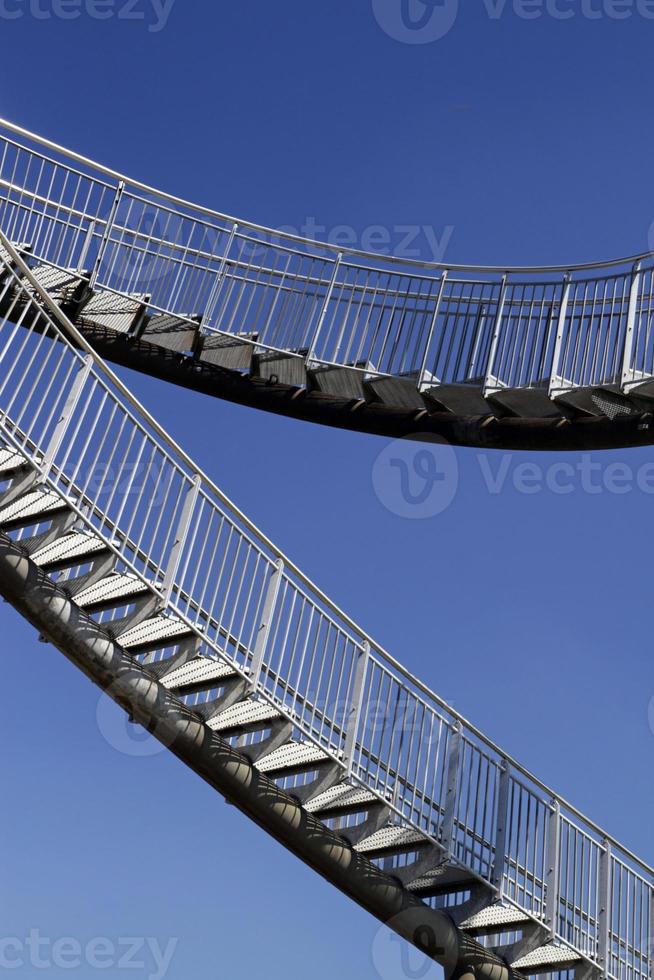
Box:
[483,274,509,396]
[491,760,510,897]
[418,270,449,388]
[343,641,369,775]
[41,354,94,474]
[307,252,343,363]
[162,475,200,603]
[548,273,572,395]
[440,721,462,858]
[248,558,283,691]
[203,222,239,328]
[77,220,95,273]
[545,800,561,939]
[598,838,611,976]
[89,180,125,289]
[621,261,642,388]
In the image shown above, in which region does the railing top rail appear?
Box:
[1,226,652,882]
[1,115,653,276]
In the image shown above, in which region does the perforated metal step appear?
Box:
[207,698,283,732]
[32,531,107,568]
[255,741,330,774]
[460,904,531,932]
[75,573,149,608]
[0,489,67,527]
[78,291,147,334]
[198,333,256,371]
[118,615,192,649]
[140,313,198,353]
[160,656,237,691]
[21,264,85,304]
[0,448,26,475]
[305,783,381,814]
[512,944,582,971]
[355,825,427,854]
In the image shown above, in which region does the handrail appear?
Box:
[1,115,653,275]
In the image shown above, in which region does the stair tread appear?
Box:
[75,572,149,607]
[0,449,26,475]
[355,824,427,854]
[305,783,380,814]
[461,904,531,931]
[0,489,66,525]
[160,656,237,690]
[78,290,147,334]
[118,615,192,648]
[21,265,84,302]
[32,531,107,567]
[512,944,581,969]
[255,741,330,773]
[207,698,282,732]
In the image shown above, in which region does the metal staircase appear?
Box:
[0,231,651,980]
[3,118,654,449]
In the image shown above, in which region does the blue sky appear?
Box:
[2,2,654,978]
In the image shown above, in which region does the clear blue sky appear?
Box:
[2,2,654,978]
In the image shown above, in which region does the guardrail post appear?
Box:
[77,221,96,272]
[203,222,239,328]
[343,641,369,776]
[491,759,510,898]
[89,180,125,289]
[621,261,643,388]
[548,273,572,394]
[418,270,449,388]
[598,839,611,975]
[248,558,284,691]
[482,274,509,394]
[41,354,94,474]
[307,252,343,363]
[440,721,462,858]
[161,475,200,603]
[545,800,561,938]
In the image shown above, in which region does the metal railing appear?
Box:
[0,232,651,980]
[2,118,654,399]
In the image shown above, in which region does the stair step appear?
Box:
[198,333,256,372]
[21,264,85,305]
[0,449,27,476]
[75,573,150,609]
[485,385,562,419]
[512,944,581,971]
[422,382,491,416]
[305,783,381,815]
[255,741,330,774]
[355,825,427,855]
[309,365,367,400]
[0,489,67,528]
[253,351,307,387]
[118,615,193,649]
[140,313,198,354]
[405,864,479,896]
[32,531,107,568]
[207,698,282,732]
[460,904,531,933]
[77,291,147,335]
[365,375,426,410]
[160,656,237,691]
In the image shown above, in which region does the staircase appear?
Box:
[0,232,651,980]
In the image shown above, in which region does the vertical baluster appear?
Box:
[89,180,124,289]
[621,261,643,388]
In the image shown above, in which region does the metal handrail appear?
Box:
[0,115,652,275]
